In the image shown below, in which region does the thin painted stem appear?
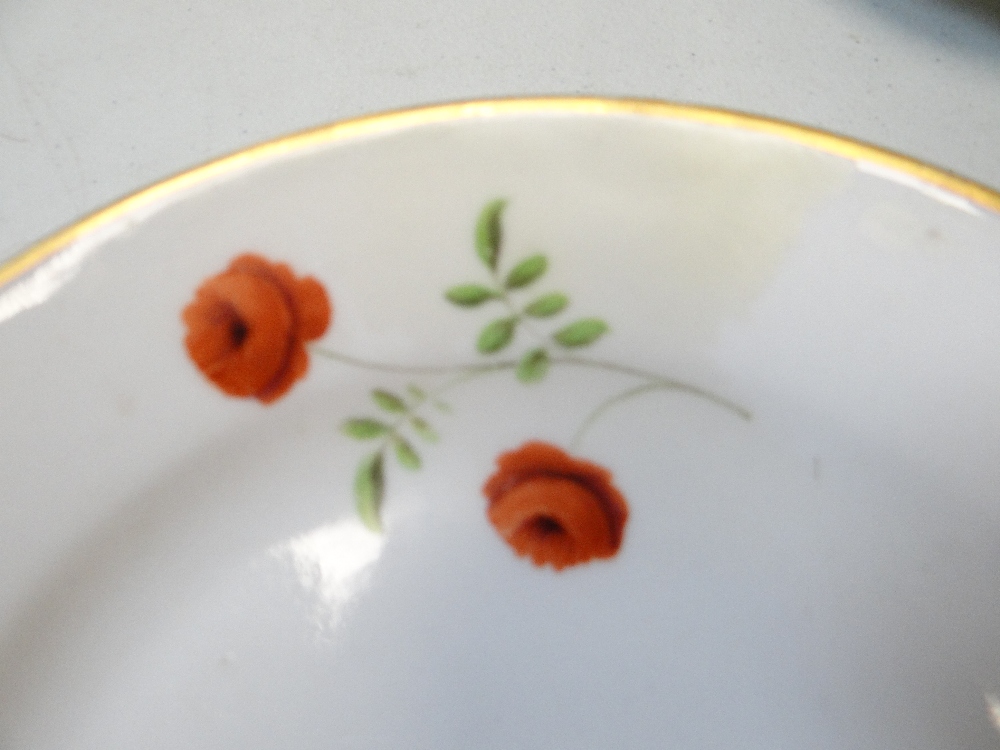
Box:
[311,345,516,375]
[375,365,518,456]
[429,366,509,401]
[551,355,752,421]
[569,383,674,450]
[313,345,750,427]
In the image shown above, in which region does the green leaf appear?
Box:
[354,451,384,532]
[410,416,439,442]
[394,437,421,470]
[477,317,517,354]
[517,348,550,383]
[554,318,609,347]
[407,384,426,402]
[342,418,390,440]
[445,284,497,306]
[475,198,506,271]
[524,292,569,317]
[505,254,547,289]
[372,389,407,413]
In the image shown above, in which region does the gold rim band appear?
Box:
[3,96,999,289]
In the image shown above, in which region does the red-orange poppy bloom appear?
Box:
[182,253,331,403]
[483,441,629,570]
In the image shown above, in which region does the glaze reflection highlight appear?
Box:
[271,519,384,631]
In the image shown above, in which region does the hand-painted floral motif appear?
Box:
[182,201,750,571]
[183,253,330,403]
[484,442,628,570]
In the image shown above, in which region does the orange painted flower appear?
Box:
[483,441,629,570]
[182,253,331,403]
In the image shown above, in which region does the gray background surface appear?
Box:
[2,0,999,264]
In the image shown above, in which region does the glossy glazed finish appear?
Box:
[1,101,1000,749]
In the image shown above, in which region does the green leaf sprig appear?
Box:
[343,384,442,530]
[326,196,750,536]
[445,199,609,382]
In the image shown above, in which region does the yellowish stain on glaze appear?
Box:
[635,130,851,336]
[519,123,854,346]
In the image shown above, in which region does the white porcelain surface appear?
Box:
[2,102,1000,748]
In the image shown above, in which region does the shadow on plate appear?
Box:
[936,0,1000,25]
[843,0,1000,52]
